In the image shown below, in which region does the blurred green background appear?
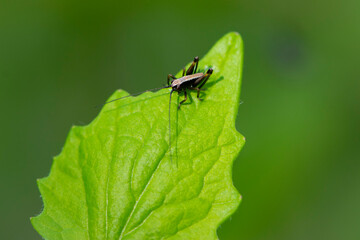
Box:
[1,0,359,239]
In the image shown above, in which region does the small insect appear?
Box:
[167,56,213,109]
[101,57,213,163]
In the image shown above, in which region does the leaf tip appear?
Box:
[223,32,244,57]
[228,31,240,37]
[223,31,243,42]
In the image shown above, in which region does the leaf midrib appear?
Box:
[117,103,169,239]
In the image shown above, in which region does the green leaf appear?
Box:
[31,32,245,240]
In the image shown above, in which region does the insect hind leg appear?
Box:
[185,56,199,75]
[195,68,213,89]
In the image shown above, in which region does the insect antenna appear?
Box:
[168,89,174,165]
[95,85,171,108]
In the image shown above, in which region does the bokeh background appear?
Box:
[1,0,359,239]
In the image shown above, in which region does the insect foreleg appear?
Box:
[167,74,176,85]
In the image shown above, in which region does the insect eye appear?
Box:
[194,56,199,62]
[207,68,213,74]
